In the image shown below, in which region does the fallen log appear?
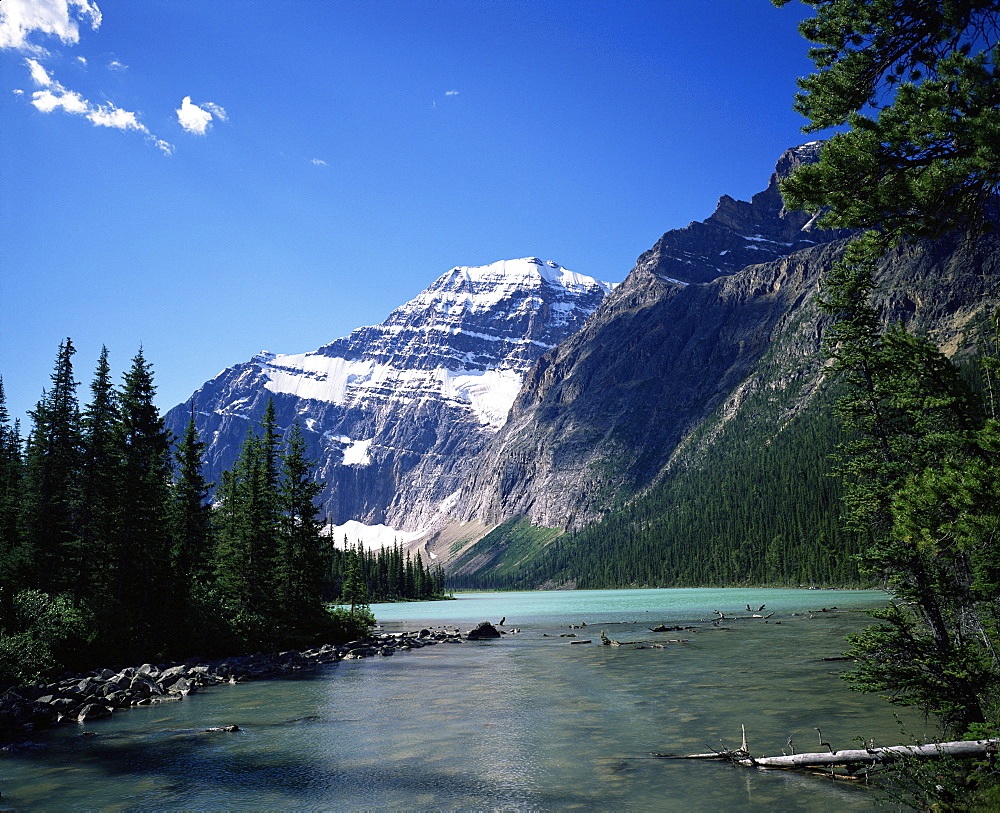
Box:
[711,610,774,621]
[665,738,999,770]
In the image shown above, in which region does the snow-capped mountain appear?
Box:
[164,258,613,538]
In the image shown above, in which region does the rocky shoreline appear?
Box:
[0,622,506,747]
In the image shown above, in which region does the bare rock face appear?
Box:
[444,151,1000,543]
[632,142,854,286]
[449,240,851,532]
[164,258,613,533]
[443,146,852,534]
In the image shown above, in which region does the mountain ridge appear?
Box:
[438,145,855,540]
[165,257,614,536]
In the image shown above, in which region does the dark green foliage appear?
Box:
[77,347,122,615]
[337,546,370,616]
[110,349,175,659]
[275,422,326,620]
[0,589,95,685]
[324,605,376,641]
[0,345,362,683]
[169,410,214,593]
[0,379,23,584]
[213,423,281,619]
[774,0,1000,242]
[326,539,447,604]
[19,339,84,594]
[775,0,1000,746]
[452,381,859,591]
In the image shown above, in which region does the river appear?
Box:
[0,588,922,811]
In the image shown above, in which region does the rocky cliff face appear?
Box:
[632,142,853,285]
[447,240,849,533]
[164,258,613,534]
[442,149,999,547]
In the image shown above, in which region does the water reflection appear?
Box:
[0,589,911,811]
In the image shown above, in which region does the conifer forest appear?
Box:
[0,340,445,686]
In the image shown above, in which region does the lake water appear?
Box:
[0,588,925,811]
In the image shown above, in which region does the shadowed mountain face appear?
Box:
[632,141,854,286]
[446,241,850,533]
[164,258,613,533]
[441,151,999,553]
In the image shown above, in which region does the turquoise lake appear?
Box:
[0,588,924,811]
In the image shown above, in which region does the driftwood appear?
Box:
[662,727,999,773]
[713,610,774,621]
[599,630,688,647]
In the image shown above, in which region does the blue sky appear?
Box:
[1,0,821,426]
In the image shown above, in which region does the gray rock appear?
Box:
[129,676,161,697]
[158,664,188,682]
[137,663,161,679]
[76,704,112,722]
[164,257,612,539]
[466,621,501,640]
[173,678,198,695]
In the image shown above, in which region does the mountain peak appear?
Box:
[438,258,614,296]
[166,256,614,535]
[632,142,853,286]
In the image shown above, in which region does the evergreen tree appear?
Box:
[774,0,1000,243]
[213,405,282,625]
[275,421,326,620]
[259,399,282,504]
[340,543,369,616]
[169,409,214,600]
[112,348,173,658]
[0,379,23,583]
[19,339,83,593]
[77,347,122,611]
[775,0,1000,736]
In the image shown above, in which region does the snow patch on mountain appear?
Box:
[169,256,614,535]
[248,258,611,429]
[331,519,427,550]
[257,354,527,428]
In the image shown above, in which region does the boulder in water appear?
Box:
[466,621,501,640]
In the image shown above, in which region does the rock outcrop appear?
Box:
[632,142,853,285]
[0,626,510,745]
[442,146,857,535]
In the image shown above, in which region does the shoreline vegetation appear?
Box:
[0,622,500,747]
[0,344,448,695]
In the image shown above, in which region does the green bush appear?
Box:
[0,590,96,685]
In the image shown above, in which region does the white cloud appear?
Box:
[23,60,173,154]
[106,58,126,71]
[31,87,87,114]
[26,57,53,86]
[176,95,225,135]
[311,158,328,166]
[203,101,227,121]
[87,102,141,130]
[0,0,102,53]
[8,6,174,155]
[151,137,173,155]
[12,88,24,96]
[445,90,459,96]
